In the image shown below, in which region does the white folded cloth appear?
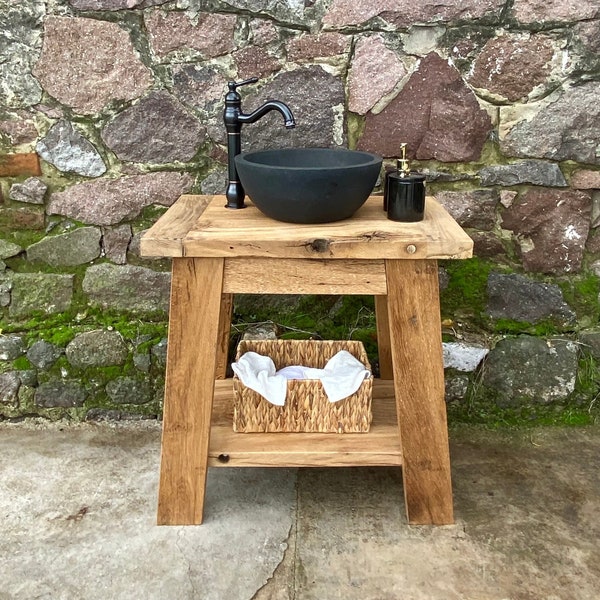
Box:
[231,350,371,406]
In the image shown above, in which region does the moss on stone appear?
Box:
[492,318,559,336]
[12,356,32,370]
[447,397,598,428]
[2,306,168,349]
[573,354,600,401]
[446,346,600,427]
[439,257,495,324]
[138,203,169,225]
[5,229,47,249]
[559,273,600,323]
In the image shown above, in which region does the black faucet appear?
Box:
[223,77,296,209]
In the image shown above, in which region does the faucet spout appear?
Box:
[224,79,296,209]
[238,101,296,129]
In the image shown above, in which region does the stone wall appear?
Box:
[1,0,599,422]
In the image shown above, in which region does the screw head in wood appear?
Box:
[406,244,417,254]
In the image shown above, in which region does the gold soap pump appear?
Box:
[397,143,410,178]
[384,142,426,222]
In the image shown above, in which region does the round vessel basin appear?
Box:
[235,148,383,224]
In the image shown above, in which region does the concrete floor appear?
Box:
[1,421,599,600]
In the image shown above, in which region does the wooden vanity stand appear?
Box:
[140,194,473,526]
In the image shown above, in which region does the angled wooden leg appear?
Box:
[157,257,225,525]
[385,259,453,525]
[215,293,234,380]
[374,295,393,380]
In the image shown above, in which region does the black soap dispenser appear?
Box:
[384,143,426,222]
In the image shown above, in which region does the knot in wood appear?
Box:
[308,238,331,253]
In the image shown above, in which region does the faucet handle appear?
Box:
[228,78,259,91]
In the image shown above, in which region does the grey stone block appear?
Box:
[36,120,106,177]
[9,274,74,317]
[66,330,128,368]
[83,264,170,313]
[0,372,21,405]
[487,273,576,326]
[106,377,152,405]
[0,335,25,360]
[27,227,101,267]
[479,160,567,187]
[35,380,87,408]
[9,177,47,204]
[27,340,63,369]
[481,336,579,407]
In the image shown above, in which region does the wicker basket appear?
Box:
[232,339,372,433]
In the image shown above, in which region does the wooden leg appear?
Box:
[385,259,453,525]
[374,295,393,380]
[157,257,225,525]
[215,293,234,380]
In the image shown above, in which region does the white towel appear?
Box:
[231,351,288,406]
[231,350,371,406]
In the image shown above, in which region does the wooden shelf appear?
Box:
[208,379,403,468]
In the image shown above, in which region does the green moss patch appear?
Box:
[440,257,495,324]
[448,400,598,428]
[559,273,600,323]
[492,318,559,336]
[11,356,32,370]
[1,308,167,348]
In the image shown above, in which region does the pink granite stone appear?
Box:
[323,0,395,27]
[435,190,498,231]
[467,34,554,101]
[146,10,237,58]
[512,0,599,23]
[0,115,38,145]
[172,65,227,112]
[470,231,506,258]
[347,35,406,115]
[234,46,281,80]
[69,0,166,9]
[571,170,600,190]
[286,32,350,61]
[32,17,152,115]
[576,20,600,53]
[102,224,132,265]
[47,172,193,225]
[501,188,592,274]
[101,90,205,164]
[358,53,492,161]
[323,0,505,28]
[250,19,279,46]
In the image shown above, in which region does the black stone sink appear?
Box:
[234,148,382,224]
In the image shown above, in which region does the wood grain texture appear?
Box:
[374,295,393,379]
[157,257,224,525]
[180,195,473,260]
[215,293,233,379]
[140,195,212,257]
[385,259,454,525]
[223,258,387,294]
[208,379,402,467]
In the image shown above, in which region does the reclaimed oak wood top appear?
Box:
[141,194,473,260]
